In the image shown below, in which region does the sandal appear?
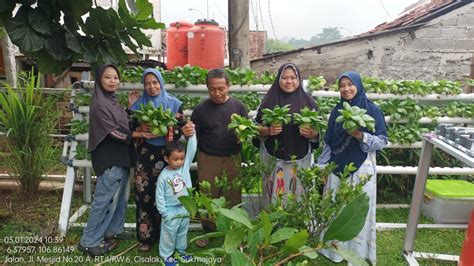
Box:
[195,239,209,248]
[138,243,151,252]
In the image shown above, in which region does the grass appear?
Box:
[0,192,466,265]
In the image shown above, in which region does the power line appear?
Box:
[379,0,393,20]
[250,0,259,30]
[258,0,265,31]
[267,0,278,40]
[210,0,227,21]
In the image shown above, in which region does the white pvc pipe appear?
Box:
[412,252,459,262]
[386,116,474,124]
[74,133,88,141]
[76,105,472,125]
[312,90,474,101]
[377,166,474,175]
[385,142,422,149]
[80,81,473,102]
[68,205,90,224]
[376,222,467,231]
[68,158,473,176]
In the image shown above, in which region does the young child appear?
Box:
[155,134,196,265]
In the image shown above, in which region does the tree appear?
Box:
[0,0,164,74]
[309,27,342,46]
[265,39,295,54]
[287,37,310,49]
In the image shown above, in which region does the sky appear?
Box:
[160,0,421,40]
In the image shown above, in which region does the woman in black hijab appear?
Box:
[255,63,319,205]
[78,64,154,257]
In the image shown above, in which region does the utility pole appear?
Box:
[228,0,250,69]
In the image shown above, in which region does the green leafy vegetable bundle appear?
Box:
[292,107,327,132]
[131,102,178,136]
[335,102,375,133]
[228,114,259,143]
[261,104,292,126]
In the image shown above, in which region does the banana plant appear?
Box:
[336,102,375,133]
[228,114,259,143]
[292,107,327,132]
[131,102,178,136]
[261,104,292,126]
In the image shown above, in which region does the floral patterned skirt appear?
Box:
[134,142,167,244]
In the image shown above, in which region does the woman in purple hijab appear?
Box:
[78,64,155,257]
[255,63,320,205]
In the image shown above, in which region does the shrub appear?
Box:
[0,72,58,193]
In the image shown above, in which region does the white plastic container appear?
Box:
[421,180,474,224]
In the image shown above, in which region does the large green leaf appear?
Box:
[247,228,264,259]
[91,7,119,39]
[65,31,82,53]
[45,31,72,61]
[323,193,369,242]
[63,14,79,32]
[36,51,71,74]
[191,247,226,258]
[178,195,197,218]
[98,44,118,65]
[260,211,272,244]
[0,1,15,26]
[269,227,298,244]
[217,208,253,230]
[128,28,151,47]
[224,227,245,253]
[268,210,286,222]
[215,212,230,233]
[118,0,137,27]
[107,39,128,63]
[107,7,126,32]
[82,39,98,63]
[28,8,52,35]
[37,0,60,20]
[230,250,252,266]
[0,1,15,12]
[324,247,369,266]
[83,15,101,37]
[189,231,226,243]
[138,17,165,30]
[299,245,319,259]
[281,230,308,254]
[135,0,153,20]
[6,7,44,52]
[62,0,92,17]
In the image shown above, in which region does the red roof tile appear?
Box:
[366,0,455,33]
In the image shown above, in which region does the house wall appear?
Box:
[250,3,474,84]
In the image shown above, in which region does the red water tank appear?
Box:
[187,19,225,69]
[166,21,193,69]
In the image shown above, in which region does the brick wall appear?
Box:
[250,3,474,85]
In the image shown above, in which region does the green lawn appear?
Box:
[0,192,466,265]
